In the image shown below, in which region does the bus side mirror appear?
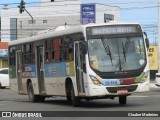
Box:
[143,32,149,49]
[145,38,149,49]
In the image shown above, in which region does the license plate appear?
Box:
[117,89,128,94]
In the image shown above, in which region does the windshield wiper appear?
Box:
[122,39,130,62]
[101,38,113,66]
[122,43,127,62]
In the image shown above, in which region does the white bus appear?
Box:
[9,23,150,107]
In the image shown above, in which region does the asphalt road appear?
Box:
[0,83,160,119]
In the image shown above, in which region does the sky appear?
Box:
[0,0,158,44]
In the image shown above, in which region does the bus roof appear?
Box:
[9,22,141,46]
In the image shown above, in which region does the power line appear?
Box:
[0,1,158,10]
[0,0,153,7]
[0,0,80,7]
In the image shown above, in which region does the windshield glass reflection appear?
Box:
[88,36,146,72]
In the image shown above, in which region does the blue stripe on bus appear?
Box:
[44,62,67,77]
[22,62,67,78]
[22,64,36,78]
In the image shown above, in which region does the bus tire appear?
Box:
[0,83,2,89]
[66,94,72,102]
[119,96,127,105]
[71,84,80,107]
[66,81,72,102]
[27,82,39,102]
[0,83,5,89]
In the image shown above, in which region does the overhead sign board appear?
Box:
[81,4,96,25]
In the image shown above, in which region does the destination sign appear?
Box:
[87,25,141,35]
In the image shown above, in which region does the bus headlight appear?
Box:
[89,75,102,85]
[141,71,149,83]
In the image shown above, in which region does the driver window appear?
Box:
[79,42,86,73]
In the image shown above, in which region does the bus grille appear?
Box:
[106,85,138,93]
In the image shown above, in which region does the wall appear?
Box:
[96,4,120,23]
[17,15,80,39]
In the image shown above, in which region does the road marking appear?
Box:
[150,83,160,88]
[129,96,150,98]
[129,95,160,98]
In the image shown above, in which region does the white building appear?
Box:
[0,0,120,42]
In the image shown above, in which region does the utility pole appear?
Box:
[158,0,160,72]
[153,30,155,45]
[18,0,35,36]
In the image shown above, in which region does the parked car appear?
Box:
[155,73,160,87]
[0,68,9,89]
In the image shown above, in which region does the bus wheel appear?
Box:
[27,82,38,102]
[0,83,5,89]
[119,96,127,105]
[66,83,72,102]
[66,95,72,102]
[71,85,80,107]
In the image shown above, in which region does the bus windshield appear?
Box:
[88,35,146,72]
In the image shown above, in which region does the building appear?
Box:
[0,0,120,42]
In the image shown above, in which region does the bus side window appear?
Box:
[24,44,27,64]
[30,43,35,64]
[62,37,69,61]
[63,37,74,61]
[22,43,35,64]
[68,42,73,61]
[54,38,61,61]
[9,47,16,66]
[52,39,54,61]
[45,40,51,62]
[68,48,73,61]
[80,42,86,73]
[59,39,63,61]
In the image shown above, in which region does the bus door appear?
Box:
[16,50,23,94]
[36,46,46,94]
[74,41,86,95]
